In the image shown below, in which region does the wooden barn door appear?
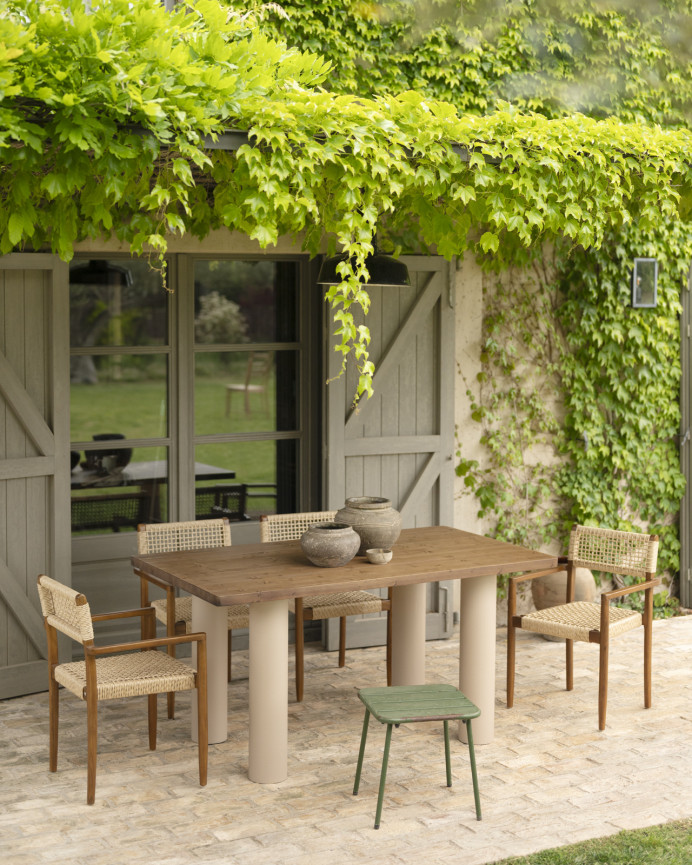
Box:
[324,256,455,650]
[0,254,70,698]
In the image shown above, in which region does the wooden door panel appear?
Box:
[325,256,455,649]
[0,255,70,698]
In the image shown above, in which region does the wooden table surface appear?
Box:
[131,525,555,606]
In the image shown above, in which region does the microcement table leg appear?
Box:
[249,599,289,783]
[458,573,496,744]
[191,597,228,744]
[391,583,426,685]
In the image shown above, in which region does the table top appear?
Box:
[71,459,235,489]
[131,525,557,606]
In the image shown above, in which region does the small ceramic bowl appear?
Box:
[366,548,393,565]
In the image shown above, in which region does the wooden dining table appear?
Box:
[131,525,556,784]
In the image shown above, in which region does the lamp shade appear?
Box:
[317,252,410,288]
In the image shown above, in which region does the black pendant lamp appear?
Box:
[317,246,410,288]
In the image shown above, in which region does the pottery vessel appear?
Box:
[300,522,360,568]
[366,548,393,565]
[335,496,401,555]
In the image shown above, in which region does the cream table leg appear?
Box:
[191,597,228,744]
[249,599,288,783]
[458,574,496,744]
[391,583,426,685]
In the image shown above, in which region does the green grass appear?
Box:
[491,820,692,864]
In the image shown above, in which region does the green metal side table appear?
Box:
[353,683,482,829]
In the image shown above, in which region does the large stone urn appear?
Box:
[335,496,402,556]
[300,522,360,567]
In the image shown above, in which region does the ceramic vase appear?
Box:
[300,522,360,567]
[334,496,402,556]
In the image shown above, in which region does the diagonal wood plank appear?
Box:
[345,271,442,433]
[0,558,46,656]
[399,452,442,524]
[0,349,54,457]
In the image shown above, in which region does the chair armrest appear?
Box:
[86,631,207,656]
[133,568,174,593]
[602,578,660,602]
[91,607,156,623]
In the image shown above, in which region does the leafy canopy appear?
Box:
[3,0,692,401]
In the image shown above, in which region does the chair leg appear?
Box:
[197,639,208,786]
[443,720,452,787]
[48,673,59,772]
[353,708,370,795]
[598,640,609,731]
[507,581,516,708]
[644,586,654,708]
[86,691,98,805]
[566,639,574,691]
[338,616,347,667]
[386,600,392,687]
[148,695,157,750]
[466,719,482,821]
[295,598,305,702]
[228,628,233,682]
[374,723,393,829]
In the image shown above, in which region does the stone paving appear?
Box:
[3,616,692,865]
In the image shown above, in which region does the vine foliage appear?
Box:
[3,0,692,405]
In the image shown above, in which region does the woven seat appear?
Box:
[151,596,251,631]
[260,511,392,702]
[353,684,482,829]
[37,574,207,805]
[135,519,249,719]
[507,524,660,730]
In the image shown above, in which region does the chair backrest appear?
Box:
[248,351,273,386]
[194,484,247,521]
[137,518,232,555]
[259,511,337,543]
[37,574,94,644]
[568,525,659,578]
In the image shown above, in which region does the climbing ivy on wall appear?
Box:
[242,0,692,583]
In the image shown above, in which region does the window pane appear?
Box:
[194,260,298,344]
[194,441,297,521]
[70,258,167,347]
[70,446,168,535]
[70,355,168,441]
[194,350,297,435]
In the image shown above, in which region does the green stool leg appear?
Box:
[443,720,452,787]
[374,723,393,829]
[353,709,370,795]
[466,719,482,821]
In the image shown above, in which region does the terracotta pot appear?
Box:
[300,522,360,568]
[335,496,402,555]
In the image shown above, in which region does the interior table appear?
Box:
[131,525,556,784]
[71,459,235,488]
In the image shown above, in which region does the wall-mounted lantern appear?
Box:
[631,258,658,308]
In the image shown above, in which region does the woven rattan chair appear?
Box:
[507,525,660,730]
[36,574,207,805]
[135,519,249,718]
[260,511,392,702]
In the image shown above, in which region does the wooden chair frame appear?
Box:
[135,518,247,718]
[260,512,392,702]
[507,525,660,730]
[37,575,207,805]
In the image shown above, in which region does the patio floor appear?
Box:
[3,615,692,865]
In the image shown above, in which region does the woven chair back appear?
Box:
[37,575,94,644]
[568,525,658,579]
[259,511,337,543]
[137,518,231,555]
